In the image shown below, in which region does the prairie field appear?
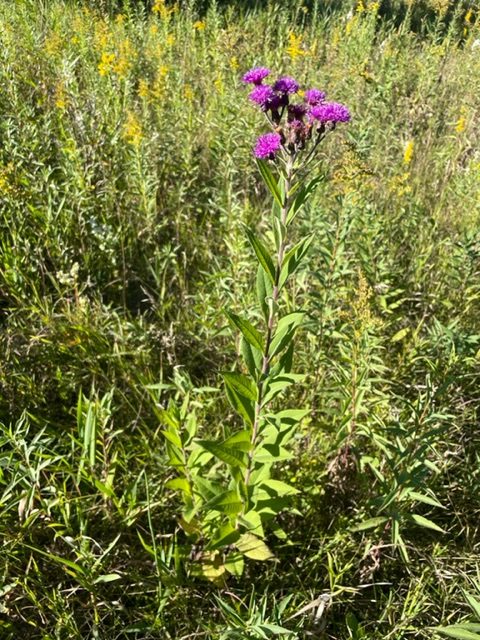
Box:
[1,0,480,638]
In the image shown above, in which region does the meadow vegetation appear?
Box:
[0,0,480,638]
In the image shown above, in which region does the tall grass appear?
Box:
[0,0,479,638]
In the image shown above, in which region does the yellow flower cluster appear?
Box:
[152,0,177,19]
[286,33,307,59]
[428,0,451,17]
[193,20,205,31]
[113,37,135,78]
[403,139,414,165]
[55,81,67,110]
[356,0,380,13]
[0,163,14,196]
[389,172,412,198]
[123,111,142,147]
[98,51,115,77]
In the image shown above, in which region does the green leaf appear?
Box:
[236,533,274,560]
[434,626,480,640]
[406,513,445,533]
[464,593,480,620]
[279,234,314,289]
[246,229,275,284]
[391,327,410,342]
[223,372,257,402]
[256,159,283,209]
[269,312,306,357]
[262,373,305,406]
[351,516,389,532]
[223,429,252,452]
[197,440,247,468]
[204,489,244,515]
[166,477,191,494]
[241,337,262,378]
[238,510,264,537]
[223,379,256,426]
[287,176,323,224]
[260,479,299,496]
[408,490,444,509]
[256,265,273,322]
[209,523,240,550]
[93,573,122,584]
[161,430,182,449]
[224,552,245,577]
[225,311,264,352]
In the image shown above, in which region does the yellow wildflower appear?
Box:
[455,117,466,133]
[166,34,175,47]
[123,111,142,147]
[403,139,414,165]
[214,76,224,94]
[429,0,450,17]
[55,82,67,110]
[113,37,135,78]
[184,84,194,101]
[465,8,474,23]
[229,56,239,70]
[286,33,306,59]
[98,51,116,76]
[138,79,150,99]
[193,20,206,30]
[152,0,176,19]
[44,32,62,56]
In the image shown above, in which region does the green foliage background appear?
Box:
[0,0,479,638]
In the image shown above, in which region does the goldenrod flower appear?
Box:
[123,111,142,147]
[403,139,414,165]
[286,33,307,59]
[98,51,116,76]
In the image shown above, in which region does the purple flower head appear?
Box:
[309,102,351,123]
[242,67,271,85]
[288,103,307,120]
[249,84,275,108]
[304,88,326,106]
[254,132,282,159]
[273,76,299,94]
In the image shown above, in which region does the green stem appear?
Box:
[243,154,295,494]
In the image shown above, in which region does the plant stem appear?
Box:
[243,154,295,494]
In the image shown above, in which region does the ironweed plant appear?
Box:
[160,67,350,579]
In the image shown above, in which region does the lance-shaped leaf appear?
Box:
[245,229,275,284]
[262,373,305,406]
[203,489,244,514]
[279,234,314,289]
[223,429,252,452]
[225,311,264,352]
[434,625,480,639]
[241,336,262,378]
[269,311,306,358]
[350,516,389,532]
[223,372,256,425]
[197,440,248,468]
[256,159,283,209]
[404,513,446,533]
[256,266,273,322]
[287,175,323,224]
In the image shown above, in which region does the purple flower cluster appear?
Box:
[254,133,282,159]
[242,67,351,159]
